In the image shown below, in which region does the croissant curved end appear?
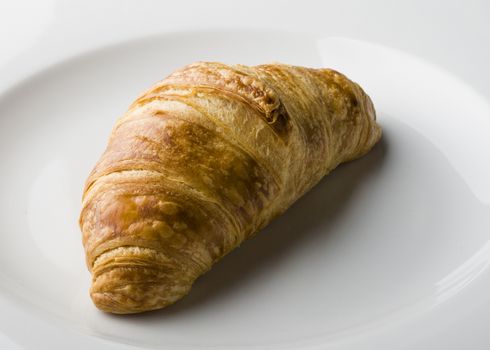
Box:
[89,246,193,314]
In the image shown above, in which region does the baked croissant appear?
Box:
[79,62,381,314]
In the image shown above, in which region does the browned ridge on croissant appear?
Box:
[79,61,382,314]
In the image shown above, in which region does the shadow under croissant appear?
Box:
[120,133,388,320]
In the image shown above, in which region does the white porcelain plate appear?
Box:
[1,2,490,349]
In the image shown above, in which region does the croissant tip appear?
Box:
[91,291,129,314]
[90,291,154,314]
[90,287,187,314]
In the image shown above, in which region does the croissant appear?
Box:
[79,62,381,314]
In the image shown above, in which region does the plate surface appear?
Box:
[1,1,490,349]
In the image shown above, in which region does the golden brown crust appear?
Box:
[79,62,381,314]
